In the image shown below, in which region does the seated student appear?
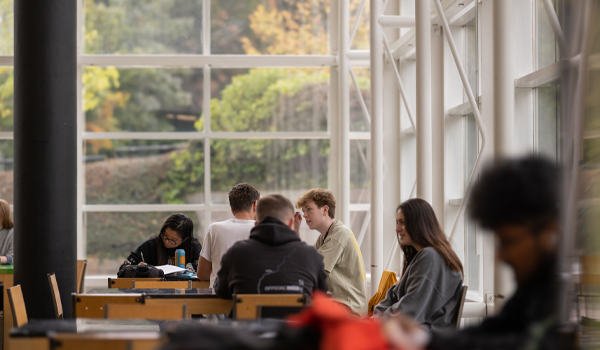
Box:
[294,189,368,315]
[373,198,464,330]
[386,156,563,350]
[198,183,259,288]
[0,199,13,265]
[215,194,328,299]
[119,213,202,272]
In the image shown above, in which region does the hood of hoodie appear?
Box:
[250,216,301,246]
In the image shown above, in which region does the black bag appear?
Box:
[117,264,165,278]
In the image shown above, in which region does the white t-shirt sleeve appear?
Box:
[200,228,213,262]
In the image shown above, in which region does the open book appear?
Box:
[154,265,188,275]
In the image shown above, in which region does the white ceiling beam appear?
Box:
[78,55,337,68]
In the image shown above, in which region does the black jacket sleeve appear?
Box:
[215,247,233,299]
[314,250,328,293]
[118,239,156,272]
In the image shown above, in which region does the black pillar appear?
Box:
[14,0,77,319]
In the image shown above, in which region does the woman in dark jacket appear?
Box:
[119,213,202,273]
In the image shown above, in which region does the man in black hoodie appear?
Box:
[215,194,328,299]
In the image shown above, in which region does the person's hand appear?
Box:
[383,312,430,350]
[293,212,303,233]
[0,256,6,264]
[138,262,148,266]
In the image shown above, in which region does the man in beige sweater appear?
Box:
[294,189,367,315]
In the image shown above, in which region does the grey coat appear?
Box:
[0,228,13,264]
[374,247,463,330]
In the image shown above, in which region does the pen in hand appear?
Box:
[141,252,145,262]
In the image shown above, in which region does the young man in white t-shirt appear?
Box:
[198,183,260,287]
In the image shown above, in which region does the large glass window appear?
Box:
[211,0,329,55]
[537,81,561,162]
[535,0,561,161]
[536,0,560,69]
[210,68,329,132]
[85,211,204,275]
[84,0,204,54]
[85,140,205,205]
[84,68,204,133]
[460,10,481,295]
[80,0,334,275]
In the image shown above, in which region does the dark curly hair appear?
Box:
[469,156,560,232]
[228,183,260,214]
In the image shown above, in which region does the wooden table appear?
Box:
[163,273,210,288]
[0,264,13,350]
[80,288,233,317]
[8,317,289,350]
[8,318,164,350]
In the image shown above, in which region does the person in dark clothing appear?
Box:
[215,194,328,299]
[119,213,202,272]
[385,156,565,350]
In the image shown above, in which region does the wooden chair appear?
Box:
[104,303,188,320]
[191,280,210,289]
[233,294,308,320]
[47,273,64,319]
[132,280,192,289]
[579,255,600,324]
[108,277,162,289]
[7,285,28,327]
[72,294,144,318]
[453,286,469,330]
[76,260,87,293]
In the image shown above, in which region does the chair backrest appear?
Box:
[47,273,64,319]
[132,280,191,289]
[581,255,600,285]
[454,286,469,329]
[233,294,307,320]
[108,278,163,289]
[104,303,188,320]
[7,285,28,327]
[191,280,210,289]
[76,260,87,293]
[72,294,144,318]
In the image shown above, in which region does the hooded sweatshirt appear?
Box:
[215,216,328,299]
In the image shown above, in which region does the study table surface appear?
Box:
[82,288,233,316]
[11,319,162,338]
[87,288,217,298]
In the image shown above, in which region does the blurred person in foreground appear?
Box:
[386,156,563,350]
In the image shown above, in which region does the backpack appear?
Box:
[117,264,165,278]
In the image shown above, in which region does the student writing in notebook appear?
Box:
[119,213,202,273]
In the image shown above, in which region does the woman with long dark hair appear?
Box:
[374,199,464,329]
[119,213,202,272]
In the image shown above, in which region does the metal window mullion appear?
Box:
[77,0,85,259]
[339,0,351,225]
[83,204,230,212]
[203,0,210,55]
[203,0,212,228]
[78,54,337,68]
[81,131,331,140]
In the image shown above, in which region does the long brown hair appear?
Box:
[397,199,463,278]
[0,200,13,229]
